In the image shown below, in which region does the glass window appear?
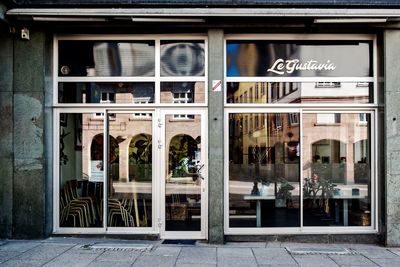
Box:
[58,82,155,104]
[229,113,300,228]
[59,113,104,228]
[302,113,371,227]
[160,82,205,104]
[226,40,372,77]
[59,41,155,77]
[227,82,373,104]
[160,41,205,76]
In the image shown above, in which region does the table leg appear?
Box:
[256,200,261,227]
[335,200,339,224]
[343,199,348,226]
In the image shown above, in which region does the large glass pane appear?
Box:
[226,40,371,77]
[58,82,155,104]
[302,113,371,227]
[107,113,153,228]
[160,82,205,104]
[229,113,300,227]
[59,113,103,228]
[58,41,155,77]
[165,114,202,231]
[227,82,373,104]
[161,41,205,76]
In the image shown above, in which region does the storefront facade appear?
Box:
[1,0,400,245]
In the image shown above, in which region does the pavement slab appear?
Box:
[0,241,40,253]
[292,254,339,267]
[177,247,217,265]
[252,247,298,266]
[87,260,134,267]
[218,256,258,267]
[328,254,379,266]
[42,250,101,267]
[175,264,216,267]
[357,248,400,259]
[147,246,182,257]
[94,250,141,262]
[368,257,400,267]
[0,259,49,267]
[132,254,177,267]
[14,244,74,261]
[0,251,21,264]
[217,247,254,258]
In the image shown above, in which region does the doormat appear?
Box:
[162,239,197,245]
[286,247,355,255]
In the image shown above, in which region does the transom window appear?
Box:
[56,38,206,105]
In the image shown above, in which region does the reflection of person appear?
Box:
[340,157,346,163]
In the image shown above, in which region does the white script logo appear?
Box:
[267,59,336,75]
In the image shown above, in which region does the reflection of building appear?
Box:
[228,82,369,104]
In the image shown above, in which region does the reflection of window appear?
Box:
[255,84,259,100]
[173,90,194,119]
[261,114,265,128]
[359,113,368,124]
[133,97,152,118]
[357,82,369,87]
[289,113,299,125]
[317,113,341,124]
[261,83,266,96]
[95,91,116,119]
[276,114,282,129]
[271,83,278,102]
[315,82,341,88]
[255,115,259,129]
[291,83,299,93]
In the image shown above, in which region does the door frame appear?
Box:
[159,108,208,240]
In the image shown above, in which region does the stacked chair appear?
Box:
[108,198,134,227]
[60,179,98,227]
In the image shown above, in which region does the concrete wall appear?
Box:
[384,29,400,246]
[0,30,48,238]
[0,32,14,239]
[208,29,224,244]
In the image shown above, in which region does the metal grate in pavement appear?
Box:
[81,243,153,252]
[286,247,356,255]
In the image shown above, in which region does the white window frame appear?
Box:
[53,34,208,108]
[223,34,379,235]
[53,34,208,236]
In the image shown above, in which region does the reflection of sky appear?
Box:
[227,44,240,77]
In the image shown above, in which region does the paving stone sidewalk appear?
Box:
[1,238,400,267]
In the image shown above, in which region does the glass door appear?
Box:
[160,109,207,239]
[106,110,154,230]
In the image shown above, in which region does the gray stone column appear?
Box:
[13,31,46,238]
[208,29,224,244]
[385,30,400,246]
[0,33,14,238]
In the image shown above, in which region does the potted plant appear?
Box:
[275,180,295,208]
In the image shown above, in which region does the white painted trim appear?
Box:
[224,34,376,41]
[224,108,378,234]
[159,109,208,240]
[225,77,375,82]
[8,8,400,18]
